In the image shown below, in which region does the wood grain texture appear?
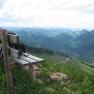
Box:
[9,47,20,58]
[1,31,15,94]
[22,53,45,62]
[20,55,37,64]
[8,33,19,44]
[11,57,30,65]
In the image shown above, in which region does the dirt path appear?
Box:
[49,58,70,70]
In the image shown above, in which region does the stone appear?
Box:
[50,72,67,81]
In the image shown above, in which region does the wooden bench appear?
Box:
[0,29,45,80]
[10,53,44,79]
[0,29,45,93]
[8,46,44,80]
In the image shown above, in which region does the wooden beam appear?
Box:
[0,32,2,41]
[20,55,38,64]
[22,53,45,62]
[0,30,19,44]
[0,43,2,48]
[11,57,30,65]
[29,64,35,80]
[8,33,19,44]
[7,62,17,69]
[0,44,3,58]
[1,30,15,94]
[9,47,20,58]
[0,29,4,41]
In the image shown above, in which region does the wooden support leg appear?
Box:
[29,64,35,80]
[1,30,16,94]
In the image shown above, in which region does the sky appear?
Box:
[0,0,94,29]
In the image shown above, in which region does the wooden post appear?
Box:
[1,30,15,94]
[29,64,35,80]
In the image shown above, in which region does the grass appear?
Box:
[0,52,94,94]
[0,59,8,94]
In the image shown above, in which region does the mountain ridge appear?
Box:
[2,27,94,63]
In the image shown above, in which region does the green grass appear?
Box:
[77,62,94,76]
[0,52,94,94]
[0,59,8,94]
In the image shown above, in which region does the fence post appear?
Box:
[1,30,15,94]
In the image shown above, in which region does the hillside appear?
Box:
[72,30,94,62]
[4,27,94,63]
[0,48,94,94]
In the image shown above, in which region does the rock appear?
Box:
[50,72,68,81]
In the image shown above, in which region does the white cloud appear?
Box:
[0,0,5,9]
[0,0,94,29]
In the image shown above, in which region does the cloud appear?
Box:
[60,0,94,14]
[0,0,5,9]
[0,0,94,29]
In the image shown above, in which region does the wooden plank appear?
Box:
[0,44,3,58]
[0,43,2,47]
[0,29,7,41]
[0,32,2,40]
[0,28,3,36]
[11,57,30,65]
[29,64,35,80]
[22,53,45,62]
[1,30,15,94]
[0,44,2,50]
[7,62,17,69]
[1,31,19,44]
[8,33,19,44]
[9,47,20,58]
[20,55,38,64]
[0,31,3,58]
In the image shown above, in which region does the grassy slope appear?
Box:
[0,59,8,94]
[78,62,94,76]
[0,52,94,94]
[34,52,94,76]
[33,52,94,93]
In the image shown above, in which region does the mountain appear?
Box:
[2,27,94,63]
[2,27,81,37]
[51,30,94,63]
[72,30,94,62]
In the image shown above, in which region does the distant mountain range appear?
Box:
[2,27,94,63]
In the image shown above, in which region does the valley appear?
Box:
[6,27,94,63]
[0,27,94,94]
